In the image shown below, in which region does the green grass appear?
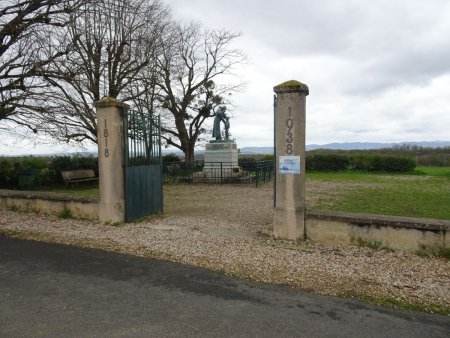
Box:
[436,247,450,259]
[57,208,72,219]
[104,221,122,227]
[414,166,450,176]
[37,186,99,196]
[354,238,386,250]
[7,205,21,212]
[306,171,388,183]
[307,168,450,220]
[416,247,450,260]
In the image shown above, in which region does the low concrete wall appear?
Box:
[0,190,98,219]
[306,211,449,252]
[1,190,448,252]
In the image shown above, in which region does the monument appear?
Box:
[194,106,241,181]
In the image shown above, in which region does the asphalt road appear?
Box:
[0,236,448,337]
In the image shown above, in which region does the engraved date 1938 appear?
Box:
[285,107,294,154]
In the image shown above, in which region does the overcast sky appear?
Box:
[2,0,450,155]
[166,0,450,148]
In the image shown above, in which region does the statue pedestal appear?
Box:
[204,140,238,166]
[194,141,240,181]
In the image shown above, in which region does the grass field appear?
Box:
[414,166,450,176]
[306,167,450,220]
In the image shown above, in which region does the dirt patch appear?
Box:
[164,183,274,233]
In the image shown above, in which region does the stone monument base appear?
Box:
[193,140,243,181]
[205,140,238,166]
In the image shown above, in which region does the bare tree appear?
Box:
[154,23,246,161]
[1,1,245,157]
[0,0,84,128]
[36,0,170,144]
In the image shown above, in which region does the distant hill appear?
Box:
[307,141,450,150]
[239,141,450,154]
[7,141,448,157]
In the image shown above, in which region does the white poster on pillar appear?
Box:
[279,156,301,174]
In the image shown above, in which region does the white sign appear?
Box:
[279,156,301,174]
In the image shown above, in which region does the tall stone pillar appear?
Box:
[93,97,128,223]
[273,80,309,240]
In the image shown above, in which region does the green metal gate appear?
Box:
[124,109,163,222]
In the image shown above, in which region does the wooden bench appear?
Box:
[61,169,98,185]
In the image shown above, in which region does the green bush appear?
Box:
[239,157,257,171]
[20,156,49,170]
[51,155,98,172]
[0,159,15,188]
[260,154,274,161]
[349,155,372,171]
[36,168,52,186]
[0,155,100,189]
[306,154,349,171]
[0,159,38,189]
[162,153,181,163]
[306,154,416,172]
[377,156,415,172]
[354,155,416,172]
[59,156,96,171]
[49,155,98,185]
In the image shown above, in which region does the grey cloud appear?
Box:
[173,0,450,95]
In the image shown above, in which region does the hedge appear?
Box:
[162,153,181,163]
[306,154,349,171]
[49,156,98,185]
[348,155,416,172]
[0,155,99,189]
[305,154,415,172]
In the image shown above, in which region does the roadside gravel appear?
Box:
[0,183,449,312]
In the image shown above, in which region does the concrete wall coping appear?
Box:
[306,210,450,232]
[0,189,99,204]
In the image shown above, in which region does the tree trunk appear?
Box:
[183,142,195,162]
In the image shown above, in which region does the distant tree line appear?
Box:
[0,0,245,161]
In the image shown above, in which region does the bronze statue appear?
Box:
[212,106,230,141]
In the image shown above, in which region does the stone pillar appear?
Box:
[273,80,309,240]
[93,97,128,223]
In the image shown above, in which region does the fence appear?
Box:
[163,160,275,187]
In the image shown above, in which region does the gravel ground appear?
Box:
[1,183,449,313]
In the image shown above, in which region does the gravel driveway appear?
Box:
[0,183,449,313]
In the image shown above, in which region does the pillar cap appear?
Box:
[93,97,129,109]
[274,80,309,95]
